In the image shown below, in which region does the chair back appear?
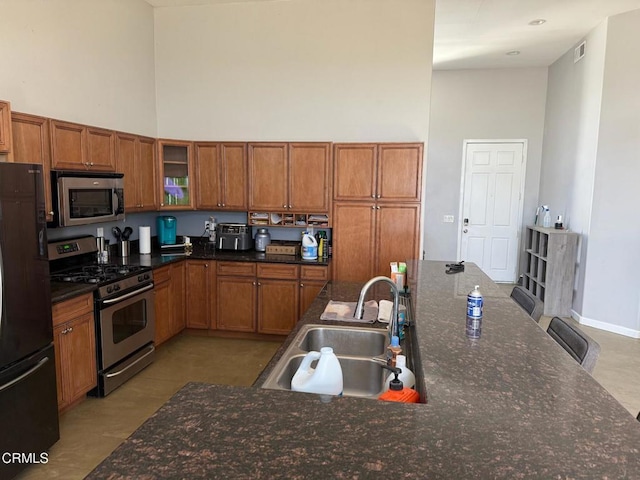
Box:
[546,316,601,373]
[510,286,543,323]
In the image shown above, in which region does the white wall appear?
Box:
[582,10,640,334]
[153,0,434,142]
[0,0,157,136]
[425,68,548,263]
[540,22,607,316]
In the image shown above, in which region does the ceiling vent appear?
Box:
[574,41,586,63]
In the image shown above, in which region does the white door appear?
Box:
[458,141,526,282]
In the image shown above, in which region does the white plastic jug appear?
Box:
[384,355,415,390]
[291,347,343,395]
[302,232,318,260]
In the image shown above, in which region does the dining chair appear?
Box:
[510,285,544,323]
[546,316,601,374]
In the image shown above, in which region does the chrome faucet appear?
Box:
[354,276,400,339]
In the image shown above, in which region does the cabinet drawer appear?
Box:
[154,265,171,284]
[52,293,94,327]
[217,261,256,277]
[300,265,329,281]
[257,263,299,280]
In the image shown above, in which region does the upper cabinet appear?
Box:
[116,133,157,212]
[0,100,13,154]
[195,142,248,211]
[10,112,54,221]
[249,142,331,213]
[333,143,423,203]
[158,139,194,209]
[50,120,116,171]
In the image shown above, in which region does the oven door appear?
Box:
[96,283,155,370]
[56,174,125,227]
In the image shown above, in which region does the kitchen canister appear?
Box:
[255,228,271,252]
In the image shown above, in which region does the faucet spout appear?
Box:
[354,276,400,338]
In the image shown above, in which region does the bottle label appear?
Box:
[467,295,483,319]
[466,316,482,338]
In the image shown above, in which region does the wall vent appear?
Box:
[574,41,586,63]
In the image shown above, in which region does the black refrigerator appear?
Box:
[0,163,59,479]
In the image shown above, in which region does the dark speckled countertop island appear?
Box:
[86,261,640,479]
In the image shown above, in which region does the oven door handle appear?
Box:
[102,283,154,305]
[105,344,155,378]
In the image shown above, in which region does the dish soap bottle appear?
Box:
[378,369,420,403]
[291,347,343,396]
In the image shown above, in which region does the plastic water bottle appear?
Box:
[542,206,552,228]
[466,285,483,338]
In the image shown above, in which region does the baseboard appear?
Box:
[571,310,640,338]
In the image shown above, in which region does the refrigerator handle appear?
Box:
[0,357,49,393]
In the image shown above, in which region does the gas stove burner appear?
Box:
[51,263,149,285]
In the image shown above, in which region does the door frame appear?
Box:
[456,139,528,282]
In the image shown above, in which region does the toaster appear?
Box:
[216,223,253,251]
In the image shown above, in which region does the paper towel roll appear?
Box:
[139,226,151,254]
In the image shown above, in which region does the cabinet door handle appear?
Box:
[376,206,380,210]
[48,211,54,216]
[300,283,304,287]
[376,194,381,199]
[371,205,375,209]
[371,194,375,198]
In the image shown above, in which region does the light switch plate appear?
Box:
[443,215,454,223]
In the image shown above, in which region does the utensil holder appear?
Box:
[118,240,130,258]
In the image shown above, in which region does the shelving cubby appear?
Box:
[523,226,578,317]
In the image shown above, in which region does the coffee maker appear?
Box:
[156,215,177,245]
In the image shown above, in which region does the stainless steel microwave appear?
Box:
[51,171,125,227]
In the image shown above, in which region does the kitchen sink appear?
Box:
[298,325,388,357]
[264,354,387,398]
[261,324,391,399]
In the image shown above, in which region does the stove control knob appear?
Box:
[144,273,150,280]
[114,284,121,291]
[107,286,113,294]
[138,275,143,282]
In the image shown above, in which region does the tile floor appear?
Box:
[15,309,640,480]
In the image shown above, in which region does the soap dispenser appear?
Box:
[378,368,420,403]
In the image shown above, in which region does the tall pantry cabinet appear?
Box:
[332,143,423,282]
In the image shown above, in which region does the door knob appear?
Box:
[463,229,468,233]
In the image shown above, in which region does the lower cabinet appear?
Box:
[186,260,216,329]
[216,262,305,335]
[154,263,186,346]
[299,265,329,318]
[51,293,97,412]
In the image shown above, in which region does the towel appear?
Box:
[320,300,378,323]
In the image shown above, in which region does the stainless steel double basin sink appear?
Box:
[261,324,390,399]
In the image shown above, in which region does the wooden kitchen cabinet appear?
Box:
[288,143,331,212]
[249,142,332,214]
[0,100,13,153]
[332,142,423,282]
[248,143,288,211]
[186,260,216,329]
[10,112,55,222]
[332,202,420,282]
[116,133,157,211]
[50,120,116,171]
[299,265,329,318]
[216,261,301,335]
[195,142,248,210]
[333,143,423,202]
[158,139,195,209]
[257,263,299,335]
[154,263,186,346]
[51,293,97,412]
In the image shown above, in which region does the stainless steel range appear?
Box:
[49,236,155,397]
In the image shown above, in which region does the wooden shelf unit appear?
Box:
[523,226,578,317]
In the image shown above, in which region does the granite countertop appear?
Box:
[86,261,640,479]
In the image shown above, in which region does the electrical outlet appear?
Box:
[204,220,211,231]
[443,215,454,223]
